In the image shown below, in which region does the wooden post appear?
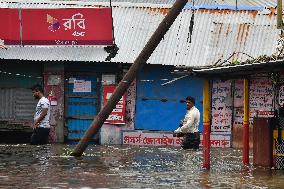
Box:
[71,0,188,157]
[277,0,283,29]
[243,79,249,165]
[203,79,211,169]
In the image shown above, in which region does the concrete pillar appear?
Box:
[43,63,65,143]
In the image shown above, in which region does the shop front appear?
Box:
[0,60,43,143]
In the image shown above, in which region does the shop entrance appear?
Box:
[0,61,42,143]
[65,74,100,143]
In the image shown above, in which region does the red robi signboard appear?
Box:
[0,9,20,45]
[22,8,113,45]
[0,8,113,45]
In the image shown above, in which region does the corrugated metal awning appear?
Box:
[16,0,276,9]
[0,0,280,67]
[193,60,284,78]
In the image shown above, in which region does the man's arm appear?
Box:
[32,108,48,129]
[174,119,184,133]
[179,113,194,133]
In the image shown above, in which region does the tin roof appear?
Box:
[0,0,280,67]
[40,0,278,9]
[193,60,284,78]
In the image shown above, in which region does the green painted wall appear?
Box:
[0,61,43,88]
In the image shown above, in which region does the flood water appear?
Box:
[0,144,284,189]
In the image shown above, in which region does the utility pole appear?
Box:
[71,0,188,157]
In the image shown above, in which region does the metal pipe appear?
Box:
[202,79,211,169]
[243,79,249,165]
[71,0,188,157]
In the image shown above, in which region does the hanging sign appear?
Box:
[103,85,126,124]
[0,9,21,45]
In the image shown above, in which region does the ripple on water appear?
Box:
[0,145,283,188]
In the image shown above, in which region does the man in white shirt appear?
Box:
[174,96,200,149]
[30,84,51,145]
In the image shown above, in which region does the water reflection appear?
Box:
[0,144,283,188]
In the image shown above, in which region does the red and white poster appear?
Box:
[0,8,113,45]
[103,85,126,124]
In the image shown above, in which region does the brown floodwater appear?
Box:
[0,144,283,189]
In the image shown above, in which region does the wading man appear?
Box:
[174,96,200,149]
[30,84,50,145]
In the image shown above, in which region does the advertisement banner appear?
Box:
[0,9,20,45]
[103,85,126,124]
[0,8,113,45]
[22,8,113,45]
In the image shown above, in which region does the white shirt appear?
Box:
[175,106,200,133]
[34,97,50,128]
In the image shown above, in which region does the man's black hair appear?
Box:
[186,96,195,105]
[31,84,44,93]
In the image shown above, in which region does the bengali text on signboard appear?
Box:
[103,85,126,124]
[0,8,113,45]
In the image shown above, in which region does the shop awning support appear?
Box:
[203,79,211,169]
[243,79,250,165]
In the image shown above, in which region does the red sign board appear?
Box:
[0,8,113,45]
[103,85,126,125]
[0,9,20,45]
[22,8,113,45]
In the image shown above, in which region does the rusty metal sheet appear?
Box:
[253,117,273,167]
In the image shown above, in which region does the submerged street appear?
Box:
[1,0,284,188]
[0,144,283,188]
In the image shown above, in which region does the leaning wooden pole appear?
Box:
[203,79,211,169]
[243,79,250,165]
[71,0,188,157]
[277,0,283,29]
